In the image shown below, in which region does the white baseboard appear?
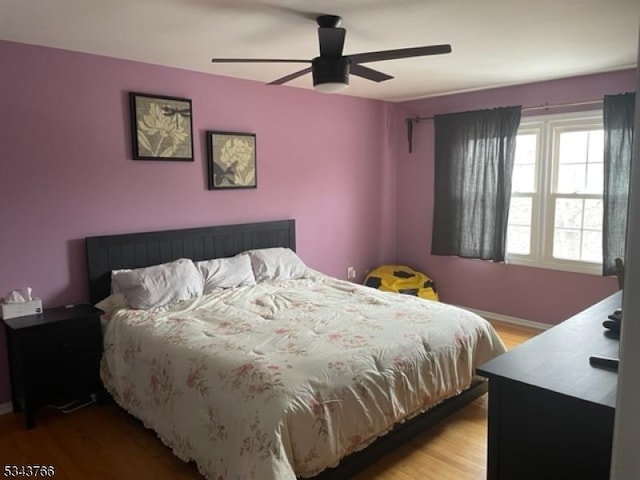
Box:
[0,402,12,416]
[461,306,551,331]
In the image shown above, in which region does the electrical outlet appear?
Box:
[347,266,356,280]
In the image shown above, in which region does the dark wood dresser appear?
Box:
[477,292,620,480]
[2,304,103,428]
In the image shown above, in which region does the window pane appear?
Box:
[554,198,602,262]
[515,134,537,165]
[557,164,586,193]
[507,226,531,255]
[509,197,533,226]
[582,230,602,263]
[584,199,603,230]
[555,198,583,228]
[587,130,604,164]
[512,165,535,193]
[586,163,603,194]
[553,229,581,260]
[559,131,589,164]
[507,196,532,256]
[556,128,603,195]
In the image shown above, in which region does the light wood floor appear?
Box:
[0,321,539,479]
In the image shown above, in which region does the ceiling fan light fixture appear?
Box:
[312,57,349,94]
[314,81,348,94]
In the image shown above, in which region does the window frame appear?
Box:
[507,110,604,275]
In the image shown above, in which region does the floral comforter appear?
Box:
[100,273,506,480]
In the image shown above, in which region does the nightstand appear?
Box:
[2,304,103,429]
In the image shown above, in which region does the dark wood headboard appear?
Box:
[85,219,296,304]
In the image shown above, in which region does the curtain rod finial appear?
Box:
[406,117,415,153]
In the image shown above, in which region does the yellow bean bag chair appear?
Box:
[364,265,438,301]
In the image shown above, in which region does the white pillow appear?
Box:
[110,270,126,294]
[196,254,256,293]
[111,258,204,309]
[244,247,308,282]
[95,293,130,328]
[95,292,129,314]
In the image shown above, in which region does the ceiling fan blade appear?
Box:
[212,58,311,64]
[268,67,313,85]
[350,64,394,83]
[318,27,346,58]
[348,44,452,64]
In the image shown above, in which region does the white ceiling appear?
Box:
[1,0,638,102]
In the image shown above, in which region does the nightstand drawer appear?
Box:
[22,321,100,362]
[23,318,100,347]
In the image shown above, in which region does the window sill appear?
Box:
[506,256,603,276]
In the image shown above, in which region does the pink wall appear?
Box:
[392,69,637,325]
[0,39,634,406]
[0,41,397,403]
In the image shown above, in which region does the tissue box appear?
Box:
[0,299,43,320]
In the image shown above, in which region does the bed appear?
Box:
[86,219,506,480]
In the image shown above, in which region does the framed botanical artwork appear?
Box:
[129,92,194,161]
[206,131,257,190]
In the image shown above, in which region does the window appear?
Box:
[506,111,604,274]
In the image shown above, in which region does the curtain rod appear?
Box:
[404,99,604,153]
[522,98,603,112]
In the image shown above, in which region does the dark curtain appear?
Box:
[603,92,635,276]
[432,106,522,262]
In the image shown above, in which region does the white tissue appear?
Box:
[4,287,33,303]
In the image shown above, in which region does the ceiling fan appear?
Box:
[211,14,451,93]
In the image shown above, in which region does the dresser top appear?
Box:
[477,291,621,409]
